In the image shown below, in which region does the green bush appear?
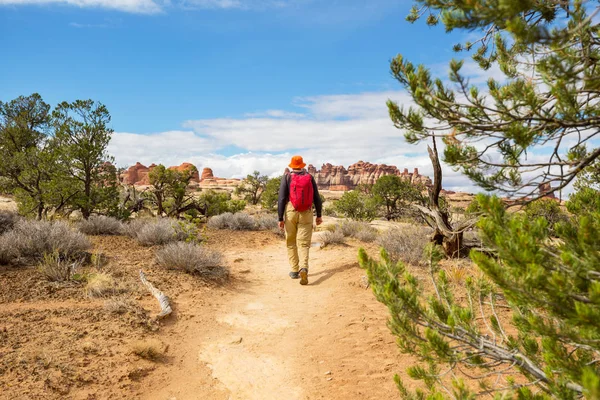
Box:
[566,187,600,216]
[334,190,379,222]
[524,198,567,234]
[260,176,282,211]
[199,190,246,217]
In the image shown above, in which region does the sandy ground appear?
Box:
[1,226,414,400]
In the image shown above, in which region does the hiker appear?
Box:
[278,156,323,285]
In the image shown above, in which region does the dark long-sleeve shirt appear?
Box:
[277,171,323,221]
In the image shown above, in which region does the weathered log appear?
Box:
[139,270,172,318]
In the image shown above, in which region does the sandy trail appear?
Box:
[141,232,409,400]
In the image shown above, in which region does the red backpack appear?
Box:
[289,173,314,212]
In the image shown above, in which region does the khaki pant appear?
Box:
[284,202,313,272]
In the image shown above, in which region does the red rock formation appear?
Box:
[538,183,556,199]
[201,167,214,180]
[168,163,200,181]
[122,162,150,185]
[308,161,431,191]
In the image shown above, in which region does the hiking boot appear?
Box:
[289,271,299,279]
[299,268,308,286]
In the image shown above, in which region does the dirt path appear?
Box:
[141,232,410,400]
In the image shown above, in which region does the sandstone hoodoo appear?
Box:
[307,161,431,191]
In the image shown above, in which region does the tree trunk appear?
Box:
[424,137,466,258]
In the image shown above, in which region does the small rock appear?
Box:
[326,377,333,381]
[324,371,332,375]
[230,337,243,345]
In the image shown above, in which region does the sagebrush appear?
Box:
[0,219,91,264]
[78,215,124,235]
[208,212,281,232]
[156,241,228,280]
[376,226,431,266]
[124,218,199,246]
[320,229,346,247]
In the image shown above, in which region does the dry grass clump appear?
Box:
[125,218,197,246]
[3,219,91,262]
[320,229,346,247]
[0,211,18,234]
[0,234,18,265]
[38,251,84,282]
[156,242,228,280]
[207,212,259,231]
[78,215,124,235]
[85,273,122,298]
[377,226,432,266]
[131,339,166,361]
[353,228,378,243]
[208,212,284,233]
[447,264,469,286]
[327,220,379,243]
[256,214,278,230]
[104,297,137,314]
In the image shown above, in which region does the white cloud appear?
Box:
[244,109,306,119]
[0,0,162,13]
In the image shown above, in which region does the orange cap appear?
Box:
[288,155,306,169]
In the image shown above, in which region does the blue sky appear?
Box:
[1,0,482,190]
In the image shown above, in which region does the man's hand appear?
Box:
[315,217,323,226]
[279,221,285,231]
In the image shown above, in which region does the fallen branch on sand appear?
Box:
[139,270,172,318]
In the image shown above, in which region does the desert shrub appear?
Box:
[125,218,199,246]
[6,219,91,260]
[0,211,18,234]
[566,187,600,216]
[0,234,18,265]
[229,213,258,230]
[377,226,431,266]
[337,220,366,237]
[38,251,84,281]
[322,205,338,217]
[353,227,378,243]
[320,229,346,247]
[131,339,165,361]
[524,198,567,235]
[260,176,282,211]
[334,190,379,222]
[86,273,121,297]
[156,242,228,279]
[122,218,147,238]
[331,220,379,243]
[255,214,278,230]
[78,215,124,235]
[207,212,260,231]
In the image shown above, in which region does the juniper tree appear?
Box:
[52,100,117,219]
[0,94,57,219]
[148,164,204,218]
[372,175,427,221]
[235,171,268,205]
